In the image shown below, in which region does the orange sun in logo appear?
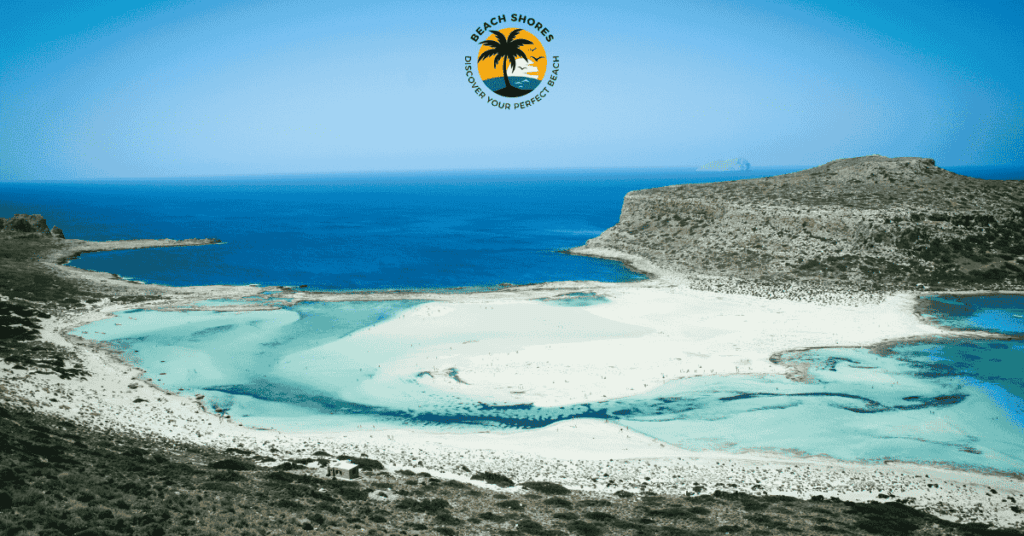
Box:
[476,28,547,98]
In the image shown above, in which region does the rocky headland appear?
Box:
[574,156,1024,296]
[0,213,63,239]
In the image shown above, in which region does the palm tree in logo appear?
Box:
[478,29,533,97]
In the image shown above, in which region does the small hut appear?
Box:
[328,460,359,480]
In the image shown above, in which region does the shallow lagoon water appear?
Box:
[73,294,1024,474]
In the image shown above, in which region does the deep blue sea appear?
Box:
[3,166,1019,290]
[3,168,808,290]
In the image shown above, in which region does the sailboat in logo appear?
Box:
[478,29,544,97]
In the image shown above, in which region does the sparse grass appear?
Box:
[0,404,1019,536]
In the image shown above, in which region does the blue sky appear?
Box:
[2,0,1021,179]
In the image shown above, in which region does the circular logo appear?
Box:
[476,28,547,98]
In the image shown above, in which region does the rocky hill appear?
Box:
[0,214,63,238]
[575,156,1024,291]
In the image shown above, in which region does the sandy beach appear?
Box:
[1,240,1021,529]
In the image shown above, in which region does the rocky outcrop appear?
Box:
[575,156,1024,291]
[51,226,65,239]
[0,214,57,238]
[698,158,751,171]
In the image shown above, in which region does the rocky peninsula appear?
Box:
[574,156,1024,297]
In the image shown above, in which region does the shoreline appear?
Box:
[3,237,1023,528]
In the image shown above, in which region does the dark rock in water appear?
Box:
[51,225,64,239]
[0,214,54,237]
[698,157,751,171]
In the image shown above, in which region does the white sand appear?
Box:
[2,276,1022,528]
[364,285,945,408]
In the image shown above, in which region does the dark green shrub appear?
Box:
[565,520,603,536]
[275,499,303,509]
[434,512,461,525]
[395,498,449,513]
[521,481,571,495]
[209,471,244,482]
[136,523,165,536]
[470,471,514,488]
[336,456,384,471]
[543,497,572,508]
[848,502,923,535]
[646,507,697,518]
[334,486,367,501]
[496,499,524,511]
[200,482,244,494]
[209,459,256,471]
[517,519,548,534]
[73,528,112,536]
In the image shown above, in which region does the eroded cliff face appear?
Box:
[578,156,1024,290]
[0,214,61,238]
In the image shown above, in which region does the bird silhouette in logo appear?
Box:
[529,47,537,52]
[531,55,545,62]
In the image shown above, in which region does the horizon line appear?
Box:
[5,164,810,182]
[4,162,1023,183]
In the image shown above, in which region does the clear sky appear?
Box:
[2,0,1021,179]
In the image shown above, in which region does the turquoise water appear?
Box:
[919,294,1024,335]
[540,292,610,307]
[72,294,1024,473]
